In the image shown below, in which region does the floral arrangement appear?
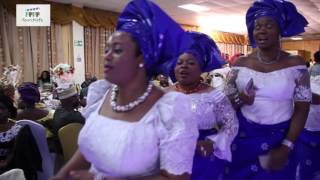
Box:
[52,63,75,77]
[51,64,75,88]
[0,65,22,88]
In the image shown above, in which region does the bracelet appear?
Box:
[282,139,294,150]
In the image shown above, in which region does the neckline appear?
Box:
[234,65,306,74]
[96,90,174,124]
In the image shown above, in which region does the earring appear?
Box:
[139,63,144,68]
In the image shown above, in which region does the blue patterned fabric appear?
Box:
[185,31,225,72]
[296,129,320,180]
[224,111,299,180]
[191,129,227,180]
[116,0,192,78]
[246,0,308,47]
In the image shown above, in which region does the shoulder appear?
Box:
[86,80,112,105]
[285,53,306,66]
[232,53,257,67]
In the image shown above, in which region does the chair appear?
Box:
[16,120,54,180]
[0,169,26,180]
[58,123,83,162]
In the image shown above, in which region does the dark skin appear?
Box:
[167,53,214,158]
[53,31,190,180]
[232,16,310,171]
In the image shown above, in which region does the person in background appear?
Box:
[37,70,52,92]
[80,73,97,89]
[310,50,320,76]
[157,74,169,88]
[295,75,320,180]
[53,0,198,179]
[168,31,238,180]
[0,94,42,180]
[223,0,310,179]
[49,84,84,154]
[16,82,54,124]
[79,73,97,107]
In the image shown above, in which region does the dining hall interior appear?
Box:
[0,0,319,179]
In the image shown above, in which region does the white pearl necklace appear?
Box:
[110,81,153,112]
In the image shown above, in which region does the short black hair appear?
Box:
[314,51,320,63]
[0,95,17,119]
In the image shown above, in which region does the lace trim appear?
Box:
[0,124,22,143]
[294,69,312,102]
[160,138,196,175]
[213,96,238,136]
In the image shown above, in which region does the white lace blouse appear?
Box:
[225,65,311,125]
[189,89,238,161]
[79,80,198,178]
[305,75,320,131]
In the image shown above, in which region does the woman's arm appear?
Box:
[268,68,311,171]
[53,150,90,179]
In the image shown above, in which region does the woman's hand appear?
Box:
[240,89,256,105]
[196,140,214,157]
[267,145,291,171]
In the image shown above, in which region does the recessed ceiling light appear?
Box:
[178,4,210,12]
[291,37,303,40]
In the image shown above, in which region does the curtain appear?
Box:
[216,43,247,56]
[84,27,114,79]
[0,4,72,83]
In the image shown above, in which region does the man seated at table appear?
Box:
[49,84,85,154]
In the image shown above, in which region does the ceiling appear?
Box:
[48,0,320,40]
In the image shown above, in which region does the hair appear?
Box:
[314,51,320,63]
[39,70,51,82]
[18,82,40,106]
[0,94,17,119]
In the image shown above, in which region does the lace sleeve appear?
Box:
[206,92,238,161]
[294,69,312,102]
[157,93,198,175]
[223,69,241,107]
[81,80,111,119]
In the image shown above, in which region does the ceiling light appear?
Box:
[291,37,303,40]
[178,4,209,12]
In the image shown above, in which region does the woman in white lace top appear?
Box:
[53,0,198,180]
[168,31,238,180]
[223,0,311,179]
[295,75,320,180]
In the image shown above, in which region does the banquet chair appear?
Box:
[16,120,54,180]
[58,123,83,162]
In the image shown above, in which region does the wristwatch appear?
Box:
[282,139,294,150]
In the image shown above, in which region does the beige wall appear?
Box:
[281,40,320,61]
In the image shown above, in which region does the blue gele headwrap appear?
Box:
[246,0,308,47]
[116,0,192,78]
[184,31,226,72]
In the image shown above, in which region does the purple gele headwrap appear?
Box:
[116,0,193,78]
[18,82,40,105]
[246,0,308,47]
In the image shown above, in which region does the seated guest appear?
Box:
[0,95,42,180]
[79,73,97,107]
[50,84,85,154]
[16,82,54,124]
[37,70,52,92]
[80,73,97,89]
